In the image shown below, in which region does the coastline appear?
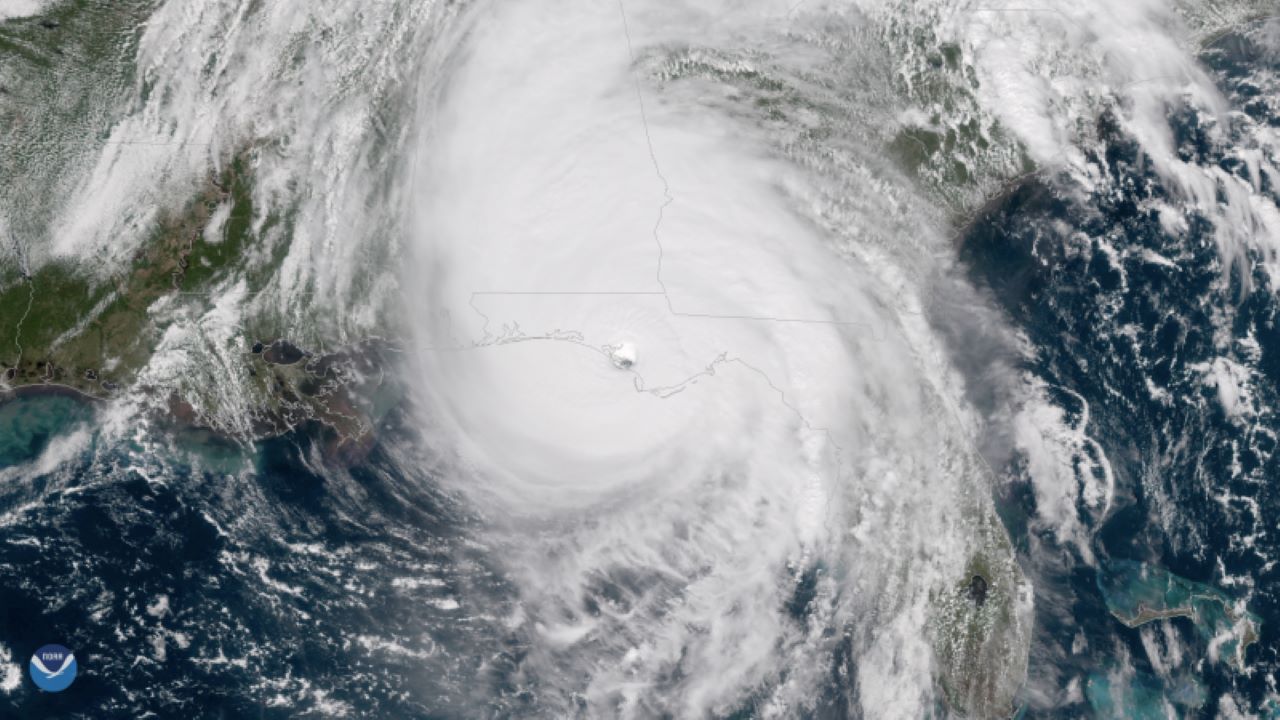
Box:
[0,381,106,407]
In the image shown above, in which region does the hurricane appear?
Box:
[401,1,1029,715]
[1,0,1278,717]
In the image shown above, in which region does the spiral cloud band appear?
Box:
[406,0,1029,715]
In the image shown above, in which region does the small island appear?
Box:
[1098,560,1261,671]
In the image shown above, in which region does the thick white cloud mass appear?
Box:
[405,1,1027,715]
[17,0,1273,713]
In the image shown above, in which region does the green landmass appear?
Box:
[0,2,387,446]
[880,13,1035,212]
[652,25,1031,219]
[0,0,163,395]
[224,338,398,457]
[0,144,386,448]
[1098,560,1262,671]
[0,154,260,396]
[0,1,157,241]
[931,470,1030,719]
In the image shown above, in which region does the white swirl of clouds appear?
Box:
[405,0,1027,715]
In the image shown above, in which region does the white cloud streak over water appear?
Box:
[963,0,1280,286]
[24,0,1276,713]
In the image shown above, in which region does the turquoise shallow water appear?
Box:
[0,9,1277,718]
[961,18,1280,715]
[1098,560,1262,665]
[1085,671,1207,719]
[0,394,94,468]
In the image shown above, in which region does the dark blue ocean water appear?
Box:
[961,19,1280,718]
[0,17,1277,720]
[0,401,526,718]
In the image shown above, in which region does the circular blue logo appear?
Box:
[29,644,76,692]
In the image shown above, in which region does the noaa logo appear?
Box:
[29,644,76,692]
